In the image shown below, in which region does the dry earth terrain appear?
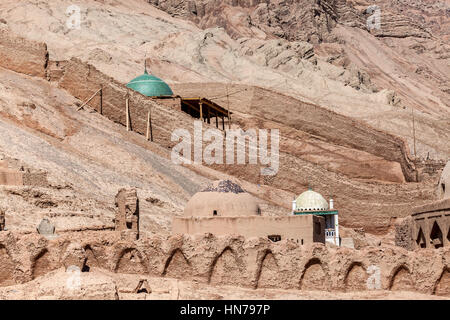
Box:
[0,0,448,299]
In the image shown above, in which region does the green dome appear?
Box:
[126,71,173,97]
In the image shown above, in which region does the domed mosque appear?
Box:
[292,187,340,246]
[183,180,261,217]
[173,180,326,245]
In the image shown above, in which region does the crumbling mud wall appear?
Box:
[0,27,48,78]
[56,58,199,149]
[395,217,414,250]
[174,83,417,182]
[0,231,448,296]
[0,159,48,187]
[402,199,450,250]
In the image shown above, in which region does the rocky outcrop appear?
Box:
[147,0,434,42]
[148,0,361,43]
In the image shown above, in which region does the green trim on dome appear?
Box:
[126,71,173,97]
[294,210,338,216]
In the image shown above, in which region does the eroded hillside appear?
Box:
[0,0,447,236]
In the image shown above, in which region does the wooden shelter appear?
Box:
[180,97,231,130]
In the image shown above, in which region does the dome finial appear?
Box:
[144,59,148,74]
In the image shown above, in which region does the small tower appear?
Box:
[114,188,140,240]
[291,197,296,214]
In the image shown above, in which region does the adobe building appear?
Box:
[0,157,48,186]
[126,66,232,129]
[292,188,340,246]
[396,160,450,250]
[172,180,325,244]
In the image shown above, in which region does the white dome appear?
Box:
[295,189,329,211]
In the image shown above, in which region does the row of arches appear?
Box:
[0,239,448,296]
[158,247,450,295]
[416,220,449,249]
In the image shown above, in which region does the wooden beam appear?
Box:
[99,87,103,115]
[146,108,153,142]
[200,98,229,116]
[226,86,231,129]
[126,98,130,131]
[77,88,102,111]
[199,102,203,121]
[215,110,218,128]
[146,110,150,141]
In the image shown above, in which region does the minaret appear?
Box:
[330,194,339,246]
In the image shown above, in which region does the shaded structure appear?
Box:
[173,180,325,244]
[179,97,231,129]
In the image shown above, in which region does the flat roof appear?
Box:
[180,97,232,116]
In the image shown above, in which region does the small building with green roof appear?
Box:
[291,188,340,246]
[126,66,232,130]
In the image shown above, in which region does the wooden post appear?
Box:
[146,111,150,141]
[99,87,103,115]
[412,107,416,159]
[126,98,130,131]
[146,108,153,142]
[199,101,203,121]
[222,115,225,130]
[226,86,231,129]
[206,106,210,124]
[77,88,102,111]
[215,110,218,128]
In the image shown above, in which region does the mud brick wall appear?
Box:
[395,217,413,250]
[0,231,449,296]
[174,83,418,182]
[57,58,207,149]
[0,27,48,78]
[22,172,48,187]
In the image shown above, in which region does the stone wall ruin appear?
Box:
[0,231,448,296]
